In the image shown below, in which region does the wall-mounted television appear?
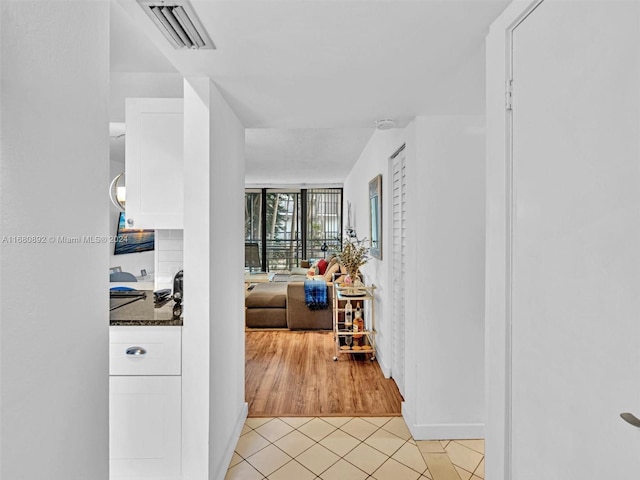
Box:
[114,212,155,255]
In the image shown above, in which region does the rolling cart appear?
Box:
[332,284,376,361]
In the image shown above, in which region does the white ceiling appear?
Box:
[111,0,511,183]
[244,128,375,184]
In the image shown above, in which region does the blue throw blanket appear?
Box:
[304,279,328,310]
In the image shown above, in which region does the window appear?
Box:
[245,188,342,272]
[265,190,301,271]
[306,189,342,261]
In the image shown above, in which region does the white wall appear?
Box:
[343,128,406,377]
[404,116,485,440]
[182,78,246,480]
[345,116,486,440]
[110,72,184,122]
[0,1,109,478]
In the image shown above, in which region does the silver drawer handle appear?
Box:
[620,412,640,428]
[125,346,147,356]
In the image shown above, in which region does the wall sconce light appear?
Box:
[345,201,357,238]
[109,173,126,211]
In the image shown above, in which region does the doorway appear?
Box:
[391,144,407,396]
[243,185,403,417]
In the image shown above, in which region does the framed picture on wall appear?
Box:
[369,174,382,259]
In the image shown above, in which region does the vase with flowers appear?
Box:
[337,236,369,294]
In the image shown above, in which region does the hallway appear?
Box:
[226,416,484,480]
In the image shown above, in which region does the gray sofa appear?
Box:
[245,276,333,330]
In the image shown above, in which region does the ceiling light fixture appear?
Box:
[375,119,397,130]
[138,0,215,50]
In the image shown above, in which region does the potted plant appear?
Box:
[337,237,369,292]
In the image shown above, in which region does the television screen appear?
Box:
[114,212,154,255]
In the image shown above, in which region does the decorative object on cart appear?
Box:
[353,302,364,345]
[369,174,382,259]
[337,236,369,295]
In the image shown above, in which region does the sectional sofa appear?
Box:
[245,258,346,330]
[245,275,334,330]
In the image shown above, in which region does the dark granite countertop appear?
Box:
[110,290,183,326]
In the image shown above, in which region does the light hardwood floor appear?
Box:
[246,330,403,417]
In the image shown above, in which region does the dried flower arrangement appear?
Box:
[337,236,369,282]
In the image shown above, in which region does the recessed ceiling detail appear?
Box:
[137,0,215,50]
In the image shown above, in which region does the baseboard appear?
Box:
[402,403,484,440]
[375,351,391,378]
[213,402,248,480]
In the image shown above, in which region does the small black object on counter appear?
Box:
[172,270,183,319]
[154,288,172,307]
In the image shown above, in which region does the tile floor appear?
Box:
[225,416,484,480]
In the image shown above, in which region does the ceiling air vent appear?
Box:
[138,0,215,50]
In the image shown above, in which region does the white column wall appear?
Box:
[182,77,246,480]
[0,1,110,478]
[404,116,485,440]
[345,116,486,441]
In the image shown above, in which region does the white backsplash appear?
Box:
[154,229,184,292]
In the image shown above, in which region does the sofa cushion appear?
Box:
[290,267,309,276]
[245,282,287,308]
[288,274,308,282]
[286,282,333,330]
[246,307,287,328]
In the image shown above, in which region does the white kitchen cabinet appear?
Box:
[109,327,181,480]
[110,376,181,479]
[125,98,183,229]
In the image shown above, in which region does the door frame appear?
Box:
[485,1,544,479]
[389,143,407,396]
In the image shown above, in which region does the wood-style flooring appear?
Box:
[245,330,403,417]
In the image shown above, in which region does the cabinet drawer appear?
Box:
[110,327,181,376]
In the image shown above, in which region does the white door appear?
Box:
[391,146,407,395]
[510,1,640,478]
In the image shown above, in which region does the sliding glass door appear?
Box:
[265,191,301,271]
[245,188,342,272]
